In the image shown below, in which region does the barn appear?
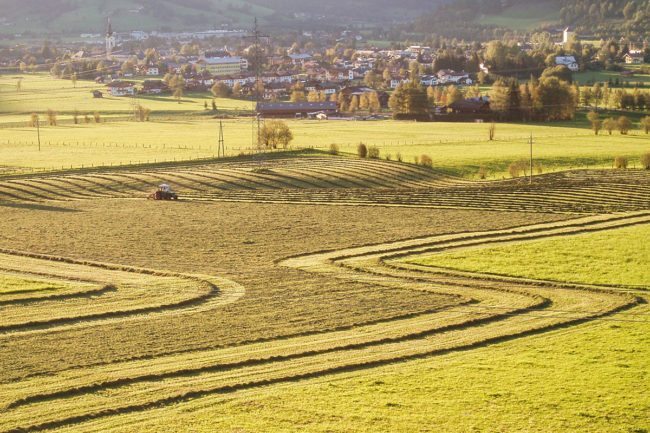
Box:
[257,102,338,118]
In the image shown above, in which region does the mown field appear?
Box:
[1,69,649,432]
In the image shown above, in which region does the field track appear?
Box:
[0,210,649,432]
[1,156,649,213]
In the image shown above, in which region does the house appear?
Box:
[145,67,160,76]
[141,80,169,94]
[257,101,338,118]
[624,53,644,64]
[448,97,491,114]
[288,53,312,65]
[555,56,579,72]
[437,70,471,84]
[106,81,136,96]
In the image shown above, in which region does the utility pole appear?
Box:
[529,133,533,185]
[218,120,225,157]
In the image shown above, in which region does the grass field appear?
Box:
[409,224,650,287]
[2,117,649,178]
[2,74,650,178]
[0,74,251,116]
[1,69,649,433]
[476,1,561,30]
[61,304,647,433]
[0,198,645,432]
[574,68,650,86]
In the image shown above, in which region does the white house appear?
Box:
[555,56,579,72]
[624,53,644,64]
[106,81,136,96]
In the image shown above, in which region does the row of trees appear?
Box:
[587,113,650,135]
[490,76,578,121]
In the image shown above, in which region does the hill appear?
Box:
[0,0,440,35]
[414,0,650,40]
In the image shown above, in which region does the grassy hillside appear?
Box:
[0,0,439,34]
[477,1,562,31]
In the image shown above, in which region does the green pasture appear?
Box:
[1,117,649,177]
[476,1,561,30]
[0,74,252,115]
[574,68,650,86]
[410,224,650,288]
[1,74,649,177]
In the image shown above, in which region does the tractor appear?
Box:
[148,184,178,200]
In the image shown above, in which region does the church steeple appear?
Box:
[105,18,116,59]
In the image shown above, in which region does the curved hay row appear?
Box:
[0,249,245,336]
[0,157,462,203]
[0,213,646,433]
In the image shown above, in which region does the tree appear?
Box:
[364,71,380,88]
[232,82,243,98]
[533,77,577,121]
[490,80,511,119]
[603,117,616,135]
[29,113,39,128]
[349,95,359,112]
[290,89,306,102]
[211,82,231,98]
[259,121,293,149]
[307,90,320,102]
[587,111,602,135]
[46,109,57,126]
[445,85,463,106]
[617,116,632,135]
[368,92,381,113]
[359,93,369,110]
[169,74,184,104]
[426,85,436,106]
[357,143,368,158]
[641,116,650,134]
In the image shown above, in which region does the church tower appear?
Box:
[105,18,116,59]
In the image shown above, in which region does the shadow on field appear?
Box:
[0,202,80,212]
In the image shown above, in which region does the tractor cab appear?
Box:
[149,184,178,200]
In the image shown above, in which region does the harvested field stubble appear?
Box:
[0,198,648,431]
[0,154,648,432]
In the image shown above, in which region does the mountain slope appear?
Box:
[0,0,440,35]
[414,0,650,39]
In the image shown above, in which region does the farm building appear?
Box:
[624,53,644,64]
[257,102,338,118]
[106,81,136,97]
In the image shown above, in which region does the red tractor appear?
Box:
[148,184,178,200]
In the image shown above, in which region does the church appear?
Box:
[106,18,116,59]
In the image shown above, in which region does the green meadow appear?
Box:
[1,74,649,177]
[409,224,650,287]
